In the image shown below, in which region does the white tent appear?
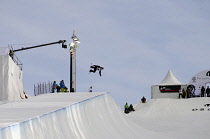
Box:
[0,53,25,103]
[151,70,187,99]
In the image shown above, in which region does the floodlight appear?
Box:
[72,35,80,43]
[70,42,75,47]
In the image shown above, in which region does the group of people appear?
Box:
[124,103,135,114]
[179,86,210,99]
[124,96,146,114]
[52,80,68,93]
[179,88,194,99]
[200,86,210,97]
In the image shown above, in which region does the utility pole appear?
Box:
[69,31,80,92]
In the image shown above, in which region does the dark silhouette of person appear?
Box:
[89,65,104,76]
[201,86,205,97]
[141,96,146,103]
[128,104,135,112]
[206,86,210,97]
[98,67,104,76]
[182,88,186,99]
[56,84,60,92]
[186,88,190,98]
[89,65,100,73]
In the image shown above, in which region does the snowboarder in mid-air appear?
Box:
[89,65,104,76]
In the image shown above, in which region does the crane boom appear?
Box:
[9,40,67,59]
[13,40,66,52]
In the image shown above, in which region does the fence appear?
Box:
[34,81,52,96]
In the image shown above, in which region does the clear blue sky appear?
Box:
[1,0,210,108]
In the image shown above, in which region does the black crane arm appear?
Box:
[9,40,67,59]
[13,40,66,52]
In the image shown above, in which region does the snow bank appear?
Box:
[0,93,166,139]
[128,97,210,139]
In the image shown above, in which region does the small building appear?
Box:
[151,70,187,99]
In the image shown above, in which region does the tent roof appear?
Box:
[157,70,183,85]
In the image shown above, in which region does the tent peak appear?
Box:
[157,70,182,85]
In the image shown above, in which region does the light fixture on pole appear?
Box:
[69,31,80,92]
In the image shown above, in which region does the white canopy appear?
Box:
[157,70,182,85]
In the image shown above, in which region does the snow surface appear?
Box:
[128,97,210,139]
[0,92,166,139]
[0,92,210,139]
[0,93,104,128]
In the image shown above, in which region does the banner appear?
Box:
[159,85,181,93]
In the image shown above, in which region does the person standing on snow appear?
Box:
[182,88,186,99]
[206,86,210,97]
[201,86,205,97]
[52,81,57,93]
[124,103,129,114]
[178,88,183,99]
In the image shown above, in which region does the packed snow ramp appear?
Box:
[128,98,210,139]
[0,93,165,139]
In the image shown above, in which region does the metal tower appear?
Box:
[69,31,80,92]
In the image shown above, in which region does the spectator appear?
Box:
[59,80,68,92]
[186,88,190,98]
[56,84,60,93]
[124,103,129,114]
[128,104,135,112]
[201,86,205,97]
[206,86,210,97]
[182,88,186,99]
[178,88,182,99]
[141,96,146,103]
[52,81,57,93]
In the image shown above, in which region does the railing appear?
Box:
[12,53,23,70]
[34,81,52,96]
[7,45,23,70]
